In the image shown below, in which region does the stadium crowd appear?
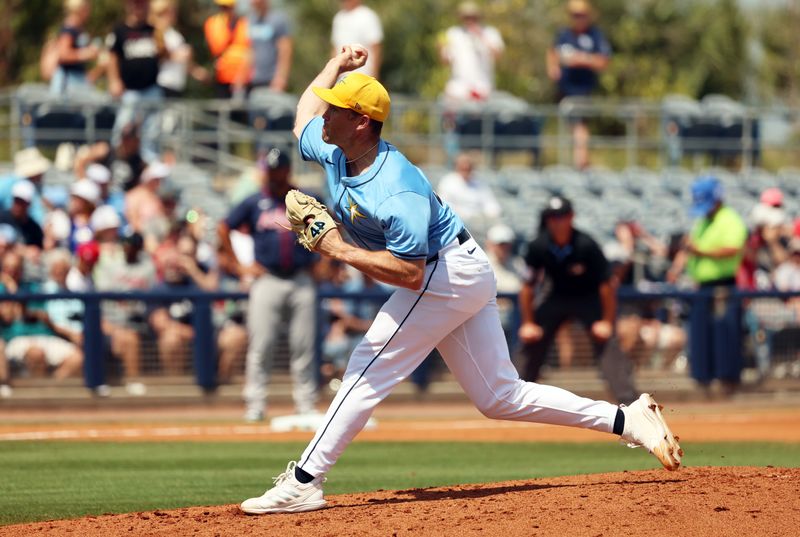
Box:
[2,0,799,407]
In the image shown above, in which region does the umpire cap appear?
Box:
[542,195,574,218]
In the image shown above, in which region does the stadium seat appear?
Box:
[248,89,297,135]
[444,92,542,163]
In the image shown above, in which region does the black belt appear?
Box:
[426,228,471,265]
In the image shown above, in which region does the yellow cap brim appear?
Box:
[312,87,350,111]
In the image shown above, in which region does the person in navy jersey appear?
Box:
[51,0,99,95]
[218,148,319,422]
[546,0,611,169]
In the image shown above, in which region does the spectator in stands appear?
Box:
[204,0,250,98]
[107,0,164,163]
[0,180,44,250]
[126,161,170,249]
[150,0,209,97]
[608,220,670,285]
[667,177,747,392]
[484,224,525,342]
[95,229,152,393]
[148,232,247,376]
[0,147,51,226]
[318,259,374,389]
[331,0,383,78]
[247,0,293,92]
[74,122,148,196]
[774,238,800,292]
[217,148,318,422]
[517,195,638,404]
[546,0,611,169]
[42,248,86,351]
[0,252,83,380]
[439,2,504,103]
[91,205,123,247]
[437,152,501,237]
[66,240,99,292]
[740,187,789,290]
[84,163,126,220]
[747,237,800,377]
[50,0,99,95]
[68,179,101,251]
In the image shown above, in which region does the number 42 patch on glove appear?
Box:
[285,189,338,251]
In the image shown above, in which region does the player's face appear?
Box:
[321,106,360,146]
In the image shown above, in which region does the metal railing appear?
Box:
[4,287,800,393]
[3,86,798,173]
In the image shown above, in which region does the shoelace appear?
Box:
[272,461,297,487]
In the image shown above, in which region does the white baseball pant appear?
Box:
[297,238,619,476]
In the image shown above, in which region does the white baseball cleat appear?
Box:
[620,393,683,471]
[240,461,327,514]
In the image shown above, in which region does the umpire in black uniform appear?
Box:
[517,196,638,404]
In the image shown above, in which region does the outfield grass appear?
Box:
[1,441,799,525]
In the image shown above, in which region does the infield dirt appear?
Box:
[2,466,798,536]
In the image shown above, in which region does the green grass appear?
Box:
[1,441,798,526]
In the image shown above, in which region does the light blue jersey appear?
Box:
[299,116,464,260]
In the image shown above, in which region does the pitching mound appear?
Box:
[3,466,798,537]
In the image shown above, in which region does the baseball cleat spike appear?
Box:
[621,394,683,471]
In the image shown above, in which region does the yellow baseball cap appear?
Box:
[214,0,236,6]
[312,73,391,123]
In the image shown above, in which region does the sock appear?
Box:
[613,407,625,436]
[294,465,315,484]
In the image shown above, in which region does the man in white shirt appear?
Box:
[331,0,383,78]
[439,1,504,102]
[437,152,501,233]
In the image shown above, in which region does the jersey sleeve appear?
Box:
[485,26,504,51]
[376,192,431,260]
[725,214,748,248]
[364,10,384,44]
[586,238,612,284]
[594,28,612,56]
[523,238,545,270]
[107,28,122,57]
[552,28,567,48]
[298,116,338,166]
[276,13,292,38]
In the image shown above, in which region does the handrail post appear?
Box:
[82,295,105,389]
[687,289,712,384]
[192,295,217,391]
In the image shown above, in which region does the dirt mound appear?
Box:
[3,466,798,537]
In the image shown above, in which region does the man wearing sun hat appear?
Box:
[0,148,51,226]
[240,44,683,515]
[439,2,504,102]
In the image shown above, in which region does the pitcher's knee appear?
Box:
[476,397,516,420]
[475,382,528,420]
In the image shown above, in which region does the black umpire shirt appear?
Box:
[524,228,611,298]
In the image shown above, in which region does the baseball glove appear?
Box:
[285,189,338,251]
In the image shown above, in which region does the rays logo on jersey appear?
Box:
[347,195,366,224]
